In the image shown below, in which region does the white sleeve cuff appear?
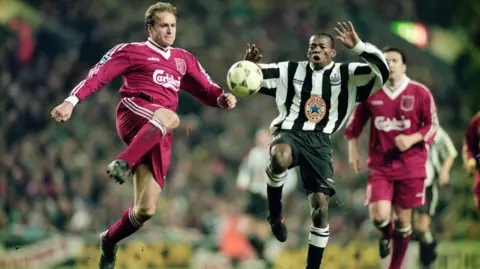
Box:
[65,95,80,106]
[351,41,367,55]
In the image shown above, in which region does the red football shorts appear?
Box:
[365,174,426,208]
[474,173,480,209]
[115,97,172,188]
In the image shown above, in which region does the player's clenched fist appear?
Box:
[51,101,74,122]
[465,158,477,175]
[218,93,237,109]
[395,134,416,152]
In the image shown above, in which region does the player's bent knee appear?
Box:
[134,204,156,220]
[369,202,391,222]
[415,214,431,231]
[153,108,180,131]
[270,145,292,171]
[394,219,411,229]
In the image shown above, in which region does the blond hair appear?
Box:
[145,2,177,27]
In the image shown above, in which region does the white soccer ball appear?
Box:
[226,60,263,97]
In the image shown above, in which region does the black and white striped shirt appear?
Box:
[258,41,389,134]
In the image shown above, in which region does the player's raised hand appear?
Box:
[334,21,360,49]
[218,93,237,109]
[244,43,263,63]
[465,158,477,176]
[51,101,74,122]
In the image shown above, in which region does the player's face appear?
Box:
[148,12,176,47]
[307,36,336,69]
[384,51,406,81]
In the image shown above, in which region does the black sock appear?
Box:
[419,231,435,244]
[266,165,286,218]
[419,231,437,266]
[306,225,329,269]
[267,185,283,217]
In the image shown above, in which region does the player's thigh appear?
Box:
[393,178,426,209]
[393,205,413,225]
[299,153,335,200]
[133,164,162,215]
[270,132,301,168]
[414,212,431,231]
[152,107,180,131]
[366,174,394,220]
[116,99,149,143]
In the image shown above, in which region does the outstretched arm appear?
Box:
[51,44,131,122]
[183,55,236,109]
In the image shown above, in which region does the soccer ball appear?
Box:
[226,60,263,97]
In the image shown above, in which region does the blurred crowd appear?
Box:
[1,0,479,258]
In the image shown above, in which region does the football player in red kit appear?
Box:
[344,47,438,269]
[50,2,236,269]
[463,112,480,211]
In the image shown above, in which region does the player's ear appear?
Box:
[331,49,337,58]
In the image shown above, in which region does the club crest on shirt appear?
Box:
[401,95,415,111]
[305,95,327,123]
[330,73,341,86]
[175,58,186,74]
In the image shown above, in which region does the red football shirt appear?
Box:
[465,113,480,160]
[67,38,224,110]
[345,76,439,179]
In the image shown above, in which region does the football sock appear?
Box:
[373,219,393,240]
[389,225,412,269]
[306,225,330,269]
[117,120,166,167]
[102,207,150,250]
[419,230,434,244]
[266,164,286,218]
[419,231,437,266]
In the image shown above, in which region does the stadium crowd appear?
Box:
[1,0,479,260]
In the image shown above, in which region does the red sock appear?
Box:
[117,119,166,167]
[389,226,412,269]
[102,207,144,249]
[374,219,393,240]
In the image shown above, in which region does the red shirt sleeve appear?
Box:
[344,101,371,139]
[417,86,439,145]
[68,44,131,102]
[465,115,480,159]
[182,54,224,107]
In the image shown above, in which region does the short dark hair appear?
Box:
[383,47,407,64]
[312,32,335,48]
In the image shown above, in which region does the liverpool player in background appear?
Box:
[463,112,480,212]
[50,2,236,269]
[415,126,457,268]
[345,47,438,269]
